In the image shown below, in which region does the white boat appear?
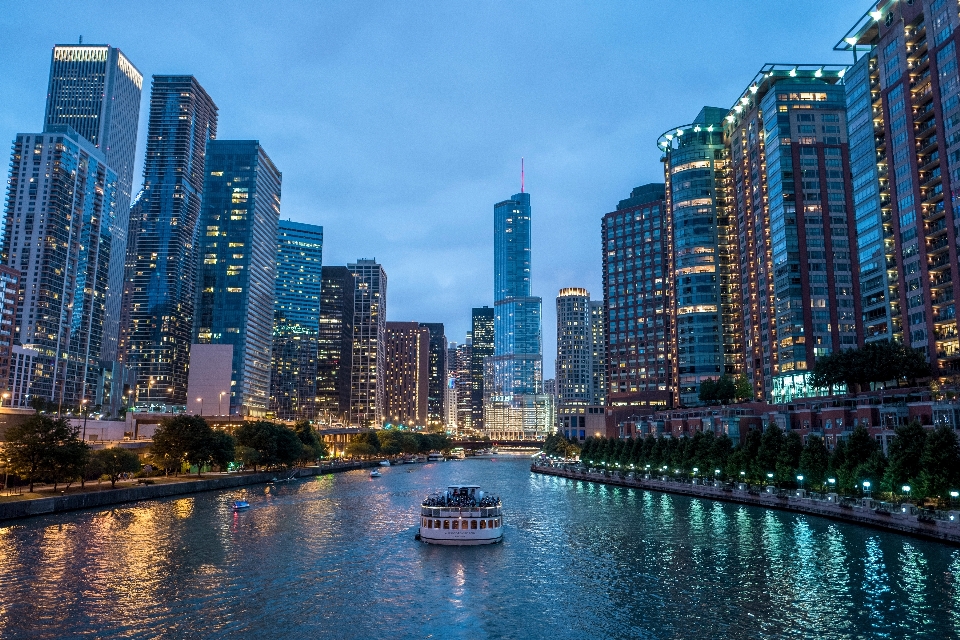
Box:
[379,460,391,467]
[427,452,443,462]
[418,485,503,546]
[370,469,382,478]
[450,447,466,460]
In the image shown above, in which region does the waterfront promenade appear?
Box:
[532,463,960,545]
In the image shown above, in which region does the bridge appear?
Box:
[450,440,544,450]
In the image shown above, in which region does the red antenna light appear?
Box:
[521,157,524,193]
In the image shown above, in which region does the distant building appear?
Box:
[270,221,323,420]
[384,322,430,425]
[444,354,458,431]
[185,344,233,416]
[470,306,494,430]
[348,259,387,425]
[455,338,473,433]
[543,378,556,398]
[9,346,39,408]
[2,126,117,408]
[316,267,355,421]
[556,288,605,441]
[193,140,281,416]
[0,266,20,394]
[419,322,447,428]
[121,75,218,410]
[96,362,136,418]
[44,45,143,361]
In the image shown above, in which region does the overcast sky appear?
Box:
[1,0,867,377]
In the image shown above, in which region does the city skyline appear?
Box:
[0,1,867,376]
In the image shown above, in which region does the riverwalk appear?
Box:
[532,463,960,545]
[0,461,368,523]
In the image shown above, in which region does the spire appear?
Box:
[521,157,524,193]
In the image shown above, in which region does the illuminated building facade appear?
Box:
[0,266,19,394]
[194,140,282,416]
[419,322,447,427]
[384,321,430,425]
[455,337,473,433]
[348,259,387,426]
[470,306,493,429]
[556,288,606,440]
[316,266,355,420]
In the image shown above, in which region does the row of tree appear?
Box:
[574,421,960,506]
[810,341,931,392]
[345,429,451,458]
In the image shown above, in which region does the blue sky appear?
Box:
[1,1,867,377]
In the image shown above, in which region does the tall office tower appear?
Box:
[270,220,323,420]
[722,65,860,403]
[316,266,355,421]
[2,126,117,406]
[384,321,430,425]
[602,184,674,430]
[658,106,745,406]
[122,76,217,409]
[485,190,553,440]
[0,266,20,393]
[455,338,473,432]
[839,1,960,371]
[589,300,606,406]
[470,306,494,429]
[418,322,447,427]
[193,140,281,416]
[348,259,387,425]
[44,45,143,362]
[556,288,602,405]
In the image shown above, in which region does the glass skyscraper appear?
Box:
[194,140,281,416]
[470,306,493,429]
[316,266,355,421]
[44,45,143,363]
[418,322,447,427]
[121,76,218,410]
[270,220,323,420]
[348,259,387,426]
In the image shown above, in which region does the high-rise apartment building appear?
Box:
[445,343,459,430]
[419,322,447,427]
[2,126,117,406]
[589,301,606,405]
[485,190,553,440]
[193,140,281,416]
[0,266,20,393]
[384,321,430,425]
[455,337,473,433]
[44,44,143,362]
[348,259,387,425]
[121,76,218,409]
[602,184,674,429]
[659,107,744,406]
[470,306,494,429]
[839,0,960,372]
[719,65,860,402]
[270,220,323,420]
[316,266,355,420]
[556,288,605,405]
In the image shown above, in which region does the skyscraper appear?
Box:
[484,189,552,440]
[348,259,387,426]
[44,44,143,362]
[384,321,430,425]
[455,337,473,433]
[316,266,355,421]
[720,65,859,402]
[0,266,20,394]
[602,184,674,429]
[556,288,605,404]
[193,140,281,416]
[470,306,494,429]
[419,322,447,427]
[839,0,960,373]
[121,76,218,409]
[445,343,459,430]
[2,126,117,406]
[270,220,323,420]
[659,107,744,406]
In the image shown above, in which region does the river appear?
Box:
[1,456,958,639]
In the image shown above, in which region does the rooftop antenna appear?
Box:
[521,157,524,193]
[79,35,83,44]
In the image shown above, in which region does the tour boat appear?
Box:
[418,484,503,545]
[427,452,443,462]
[232,500,250,510]
[370,469,382,478]
[379,460,392,467]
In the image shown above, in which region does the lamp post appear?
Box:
[197,397,203,416]
[81,398,89,441]
[219,391,225,416]
[4,457,9,492]
[0,391,9,408]
[863,480,872,498]
[902,484,911,503]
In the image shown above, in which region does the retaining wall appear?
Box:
[532,464,960,546]
[0,462,365,523]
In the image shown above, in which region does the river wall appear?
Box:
[0,462,366,523]
[532,464,960,546]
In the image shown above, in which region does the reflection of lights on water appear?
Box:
[173,499,194,519]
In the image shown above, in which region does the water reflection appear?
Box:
[1,458,958,639]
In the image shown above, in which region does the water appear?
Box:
[1,457,959,639]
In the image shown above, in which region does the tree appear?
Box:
[345,442,375,458]
[151,415,230,477]
[883,421,927,497]
[757,424,785,482]
[274,425,304,468]
[53,435,90,491]
[205,430,236,471]
[293,421,324,464]
[91,448,142,488]
[812,341,931,393]
[698,379,717,405]
[734,375,753,402]
[234,421,301,470]
[5,414,77,492]
[799,435,829,489]
[918,425,960,506]
[776,431,803,485]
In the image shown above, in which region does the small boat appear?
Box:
[427,452,443,462]
[379,460,391,467]
[370,469,382,478]
[232,500,250,510]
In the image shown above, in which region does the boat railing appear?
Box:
[420,506,502,517]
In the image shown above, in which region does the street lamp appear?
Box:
[3,457,9,492]
[797,475,804,491]
[902,484,911,502]
[219,391,225,416]
[0,391,9,408]
[197,397,203,416]
[81,398,89,441]
[863,480,872,497]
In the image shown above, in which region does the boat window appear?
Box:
[434,520,440,528]
[488,520,494,528]
[443,520,449,529]
[495,519,500,527]
[480,520,486,529]
[453,520,459,530]
[471,519,477,529]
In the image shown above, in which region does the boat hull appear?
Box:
[419,532,503,545]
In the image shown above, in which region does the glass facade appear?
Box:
[121,75,218,409]
[316,266,355,420]
[194,140,281,417]
[270,220,323,420]
[419,322,447,427]
[470,307,493,429]
[348,259,387,426]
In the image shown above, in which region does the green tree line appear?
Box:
[345,430,451,458]
[576,421,960,506]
